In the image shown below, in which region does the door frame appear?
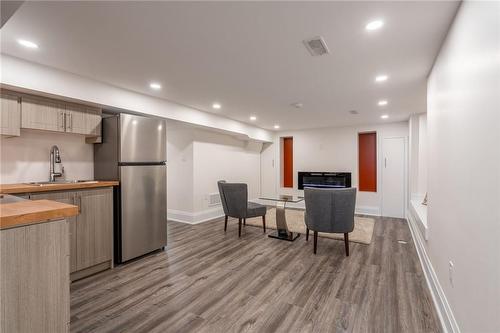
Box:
[381,136,408,218]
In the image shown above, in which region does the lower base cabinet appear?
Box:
[76,189,113,271]
[0,219,70,333]
[29,187,113,279]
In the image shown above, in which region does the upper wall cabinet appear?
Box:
[21,95,66,132]
[65,103,101,136]
[18,92,102,139]
[0,92,21,137]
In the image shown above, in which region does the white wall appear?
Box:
[417,114,427,196]
[262,121,409,215]
[0,55,273,142]
[166,123,194,213]
[426,1,500,331]
[0,130,94,183]
[409,113,428,200]
[409,114,420,197]
[193,131,261,212]
[166,121,262,223]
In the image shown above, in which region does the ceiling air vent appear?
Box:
[303,36,330,56]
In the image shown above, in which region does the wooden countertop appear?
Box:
[0,199,79,230]
[0,181,119,194]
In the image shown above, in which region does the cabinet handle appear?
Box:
[76,195,81,213]
[61,112,65,130]
[66,112,72,131]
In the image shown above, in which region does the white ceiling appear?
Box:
[0,1,459,131]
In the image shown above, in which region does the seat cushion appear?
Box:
[246,202,266,218]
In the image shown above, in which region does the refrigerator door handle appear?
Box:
[118,161,167,166]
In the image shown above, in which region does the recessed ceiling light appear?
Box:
[378,100,388,106]
[149,82,161,90]
[17,39,38,49]
[375,75,388,82]
[212,103,221,109]
[274,125,280,129]
[381,114,389,119]
[291,102,304,109]
[250,116,257,121]
[366,20,384,31]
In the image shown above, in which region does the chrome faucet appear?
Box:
[49,145,64,182]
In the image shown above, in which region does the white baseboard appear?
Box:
[168,207,224,224]
[169,203,382,224]
[406,213,460,333]
[355,205,380,216]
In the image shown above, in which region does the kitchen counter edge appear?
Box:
[0,181,119,194]
[0,200,79,230]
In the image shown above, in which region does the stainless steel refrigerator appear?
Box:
[94,113,167,263]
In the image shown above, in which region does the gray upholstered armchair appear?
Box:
[217,180,266,237]
[304,187,357,256]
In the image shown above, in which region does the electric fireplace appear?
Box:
[298,172,351,190]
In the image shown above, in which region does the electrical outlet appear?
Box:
[449,261,454,287]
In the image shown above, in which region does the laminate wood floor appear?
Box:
[70,216,441,333]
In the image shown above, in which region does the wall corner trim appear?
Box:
[406,214,461,333]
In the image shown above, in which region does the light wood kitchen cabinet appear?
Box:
[87,109,102,136]
[29,187,113,279]
[30,191,78,273]
[1,219,70,333]
[20,93,102,137]
[0,92,21,137]
[65,102,102,136]
[21,95,66,132]
[75,188,113,270]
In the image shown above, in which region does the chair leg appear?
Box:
[243,218,246,226]
[313,231,318,254]
[238,218,242,238]
[262,215,266,233]
[344,233,349,256]
[224,215,228,232]
[306,227,309,241]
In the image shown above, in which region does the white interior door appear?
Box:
[382,137,406,218]
[260,142,277,197]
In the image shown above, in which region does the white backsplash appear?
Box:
[0,129,94,184]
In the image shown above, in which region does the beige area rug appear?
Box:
[246,208,375,245]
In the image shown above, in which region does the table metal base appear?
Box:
[266,200,301,241]
[268,230,300,242]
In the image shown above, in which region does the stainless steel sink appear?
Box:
[25,180,98,186]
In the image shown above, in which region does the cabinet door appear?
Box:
[86,109,102,136]
[1,220,69,333]
[65,103,101,135]
[65,103,87,135]
[0,92,21,136]
[21,96,66,132]
[76,188,113,270]
[30,191,78,273]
